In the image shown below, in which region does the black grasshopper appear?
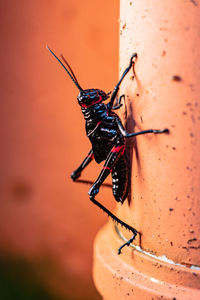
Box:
[47,46,168,254]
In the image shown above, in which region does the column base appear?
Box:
[93,223,200,300]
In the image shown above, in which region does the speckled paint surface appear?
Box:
[93,0,200,299]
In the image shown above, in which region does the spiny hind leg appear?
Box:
[88,144,125,197]
[90,196,138,254]
[88,144,138,253]
[112,166,137,254]
[117,232,137,254]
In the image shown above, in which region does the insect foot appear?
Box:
[130,53,137,64]
[126,53,137,73]
[153,128,170,134]
[70,170,81,181]
[118,230,138,255]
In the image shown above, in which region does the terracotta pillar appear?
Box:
[93,0,200,299]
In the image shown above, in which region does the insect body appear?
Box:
[47,46,168,254]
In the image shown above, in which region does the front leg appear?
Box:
[111,95,125,110]
[107,53,137,110]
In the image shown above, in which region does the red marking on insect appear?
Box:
[80,96,102,108]
[102,166,112,172]
[111,145,126,155]
[80,103,88,108]
[87,153,94,159]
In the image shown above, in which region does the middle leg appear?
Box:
[71,148,94,181]
[116,118,169,138]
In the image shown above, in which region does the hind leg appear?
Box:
[111,154,137,254]
[88,144,138,254]
[88,144,125,197]
[90,196,137,254]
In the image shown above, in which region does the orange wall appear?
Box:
[0,1,119,299]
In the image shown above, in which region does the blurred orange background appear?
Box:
[0,0,119,299]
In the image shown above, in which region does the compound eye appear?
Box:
[90,93,96,99]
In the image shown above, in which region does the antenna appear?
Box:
[46,45,83,91]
